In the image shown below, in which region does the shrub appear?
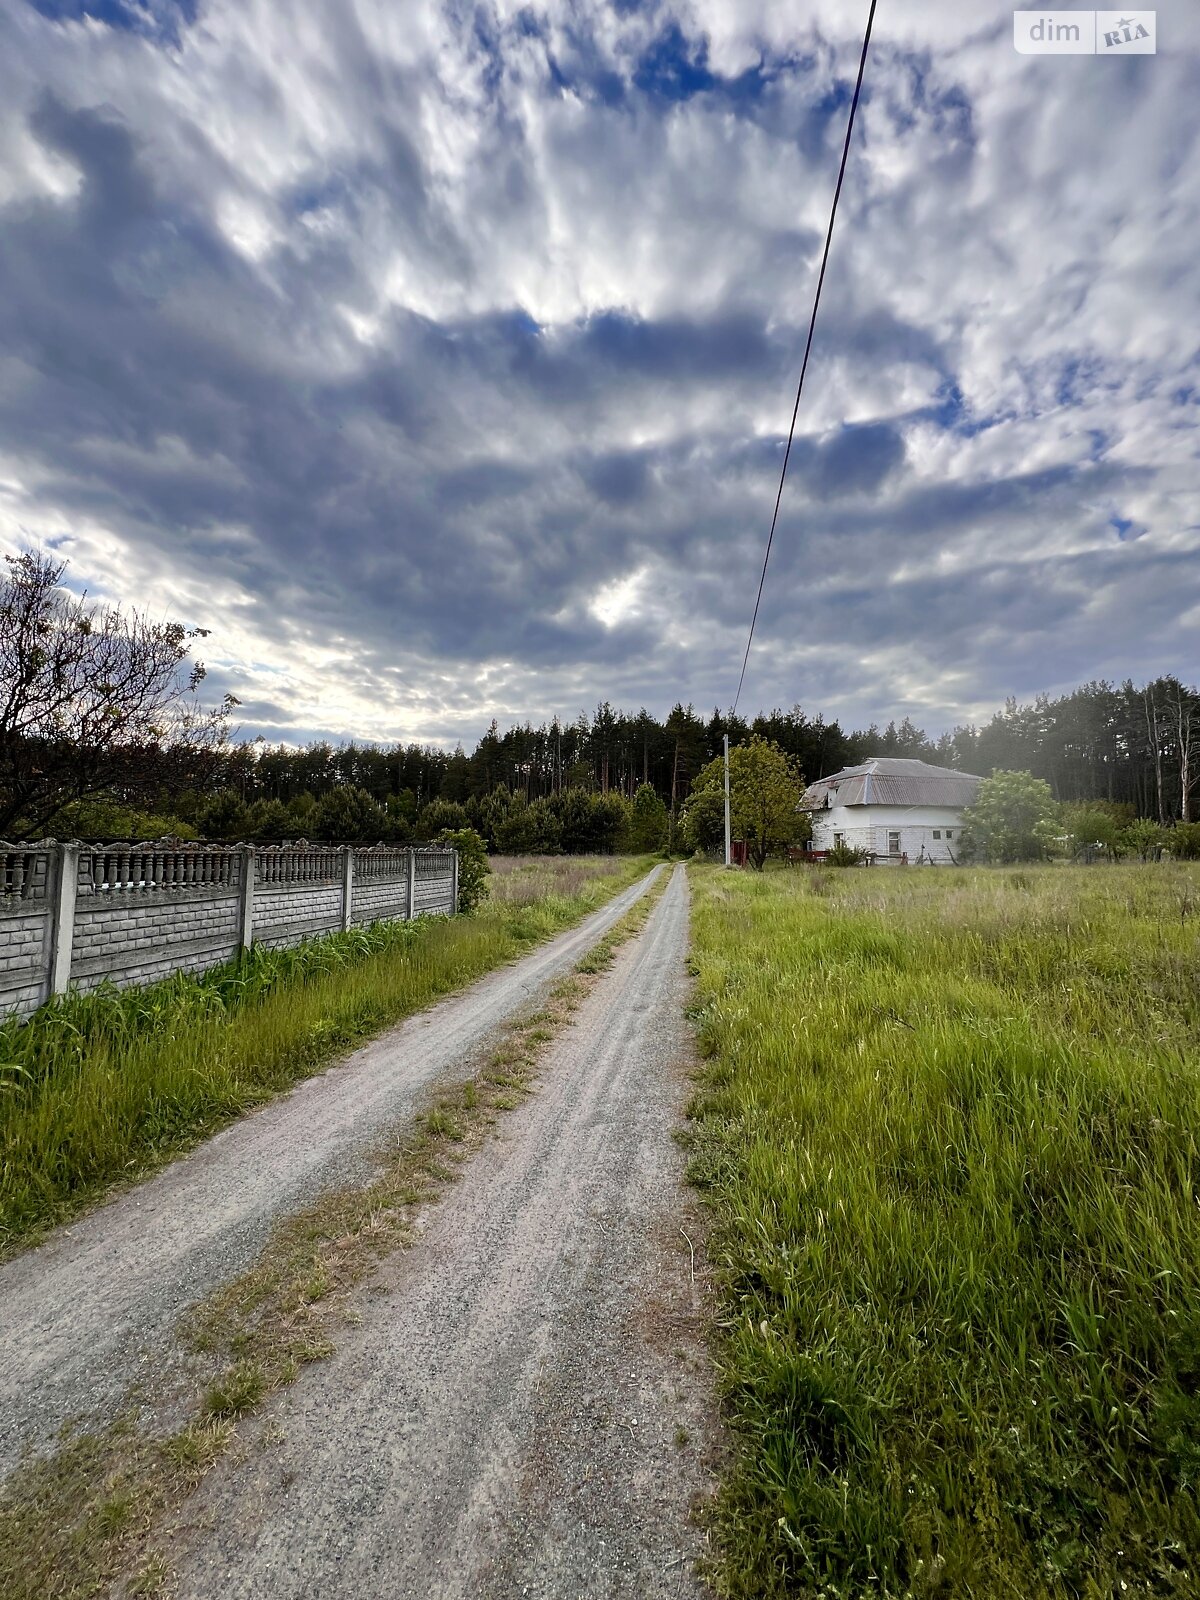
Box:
[1121,817,1168,861]
[960,770,1059,863]
[436,827,490,912]
[826,841,869,867]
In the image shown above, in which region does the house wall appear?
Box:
[810,804,966,863]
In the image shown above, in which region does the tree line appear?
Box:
[186,677,1200,844]
[2,552,1197,847]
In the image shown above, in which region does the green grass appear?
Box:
[0,855,653,1253]
[685,863,1200,1599]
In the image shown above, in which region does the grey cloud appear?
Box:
[0,0,1196,746]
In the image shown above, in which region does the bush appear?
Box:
[960,770,1059,863]
[826,841,870,867]
[436,827,490,912]
[47,798,198,842]
[1121,817,1168,861]
[1169,821,1200,859]
[1063,802,1127,860]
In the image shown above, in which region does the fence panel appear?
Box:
[1,840,457,1020]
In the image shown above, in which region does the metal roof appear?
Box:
[799,757,983,811]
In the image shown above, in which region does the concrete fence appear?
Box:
[0,840,458,1022]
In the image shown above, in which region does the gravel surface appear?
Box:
[0,869,661,1482]
[169,864,715,1599]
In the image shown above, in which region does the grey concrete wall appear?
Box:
[414,872,455,915]
[0,903,53,1021]
[351,879,410,926]
[253,883,344,949]
[0,842,457,1021]
[70,891,242,995]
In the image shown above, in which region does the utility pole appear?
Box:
[723,733,732,868]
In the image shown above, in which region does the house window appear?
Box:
[833,832,845,847]
[946,829,954,840]
[888,831,901,854]
[932,830,941,840]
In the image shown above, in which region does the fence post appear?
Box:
[450,849,459,916]
[407,848,416,920]
[238,844,256,953]
[342,848,354,931]
[48,841,80,997]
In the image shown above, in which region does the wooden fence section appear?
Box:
[0,841,458,1022]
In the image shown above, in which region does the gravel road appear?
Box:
[169,863,713,1599]
[0,868,661,1481]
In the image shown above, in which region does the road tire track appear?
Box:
[0,868,663,1481]
[169,863,715,1599]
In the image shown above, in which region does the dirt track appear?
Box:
[0,868,662,1481]
[168,863,712,1598]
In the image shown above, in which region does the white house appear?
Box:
[800,757,983,864]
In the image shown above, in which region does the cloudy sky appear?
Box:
[1,0,1197,748]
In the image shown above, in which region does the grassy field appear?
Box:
[686,863,1200,1599]
[0,854,651,1253]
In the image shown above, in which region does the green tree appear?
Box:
[685,737,806,869]
[960,771,1059,863]
[1062,803,1126,861]
[495,795,541,854]
[1168,821,1200,859]
[417,798,470,838]
[385,791,416,839]
[525,797,561,853]
[195,791,252,840]
[310,785,388,842]
[1121,817,1167,861]
[246,797,294,840]
[627,784,668,853]
[680,783,725,856]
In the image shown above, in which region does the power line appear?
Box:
[731,0,878,717]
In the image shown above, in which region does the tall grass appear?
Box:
[488,853,643,906]
[687,864,1200,1599]
[0,855,652,1252]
